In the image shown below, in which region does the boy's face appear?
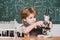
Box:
[23,14,36,24]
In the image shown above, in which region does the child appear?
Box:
[20,7,52,37]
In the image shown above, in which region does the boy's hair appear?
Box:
[21,8,37,19]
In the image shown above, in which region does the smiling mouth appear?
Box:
[31,22,36,23]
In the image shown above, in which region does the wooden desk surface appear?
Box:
[16,36,60,40]
[0,37,60,40]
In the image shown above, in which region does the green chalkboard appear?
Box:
[0,0,60,24]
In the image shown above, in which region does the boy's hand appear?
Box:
[36,21,44,27]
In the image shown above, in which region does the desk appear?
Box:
[0,37,14,40]
[17,36,60,40]
[0,37,60,40]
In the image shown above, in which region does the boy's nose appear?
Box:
[32,19,36,22]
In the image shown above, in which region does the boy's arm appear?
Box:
[36,21,53,28]
[22,23,37,34]
[22,21,50,34]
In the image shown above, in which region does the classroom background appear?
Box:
[0,0,60,37]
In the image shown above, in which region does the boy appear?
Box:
[20,7,52,37]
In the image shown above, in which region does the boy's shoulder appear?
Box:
[20,24,25,27]
[21,23,30,27]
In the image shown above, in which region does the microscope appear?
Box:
[42,8,51,35]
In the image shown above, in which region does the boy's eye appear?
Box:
[34,16,36,18]
[30,17,32,19]
[29,17,36,19]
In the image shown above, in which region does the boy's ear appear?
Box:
[23,19,26,21]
